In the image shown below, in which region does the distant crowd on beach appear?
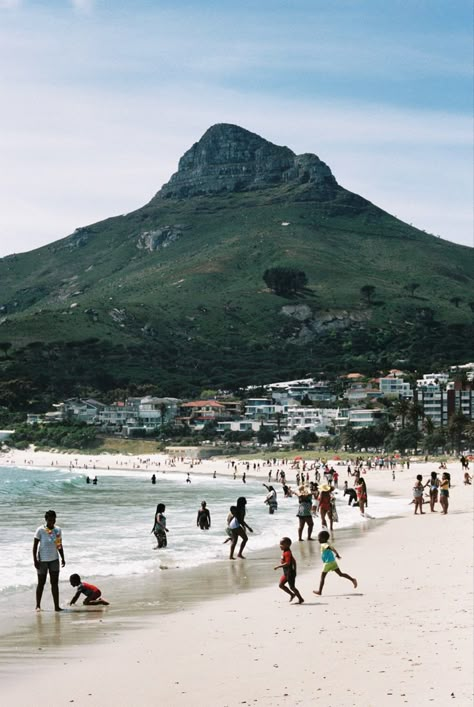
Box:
[28,452,470,612]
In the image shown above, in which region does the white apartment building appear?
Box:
[379,377,413,399]
[417,372,449,387]
[244,399,286,419]
[416,380,473,426]
[286,407,342,436]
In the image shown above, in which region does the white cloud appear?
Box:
[70,0,94,14]
[0,0,22,8]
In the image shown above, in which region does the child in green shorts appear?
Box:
[313,530,358,595]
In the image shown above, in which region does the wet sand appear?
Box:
[1,453,472,706]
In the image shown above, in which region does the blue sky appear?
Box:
[0,0,472,255]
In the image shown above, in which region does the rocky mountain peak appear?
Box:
[156,123,338,199]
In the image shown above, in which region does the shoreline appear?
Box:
[1,449,472,706]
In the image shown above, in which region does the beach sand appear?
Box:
[1,451,472,706]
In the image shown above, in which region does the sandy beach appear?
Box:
[1,449,472,706]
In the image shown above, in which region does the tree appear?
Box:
[263,267,308,296]
[293,430,318,449]
[404,283,420,297]
[300,394,313,407]
[447,410,468,453]
[200,420,219,439]
[468,301,474,314]
[360,285,376,304]
[159,402,167,427]
[341,423,357,451]
[274,411,284,440]
[0,342,12,358]
[423,416,435,436]
[257,426,275,446]
[393,398,411,429]
[450,296,462,308]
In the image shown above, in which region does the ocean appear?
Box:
[1,463,407,600]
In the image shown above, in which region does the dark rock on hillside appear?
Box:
[156,123,338,199]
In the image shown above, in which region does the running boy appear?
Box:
[69,574,109,606]
[274,537,304,604]
[313,530,357,596]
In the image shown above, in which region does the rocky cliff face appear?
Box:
[156,123,338,199]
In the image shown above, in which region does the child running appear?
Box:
[274,537,304,604]
[69,574,109,606]
[313,530,357,596]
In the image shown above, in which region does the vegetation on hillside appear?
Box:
[0,168,473,402]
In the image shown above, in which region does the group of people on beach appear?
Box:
[32,454,466,612]
[412,470,452,515]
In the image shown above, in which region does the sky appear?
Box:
[0,0,472,257]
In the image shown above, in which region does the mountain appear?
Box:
[0,123,473,404]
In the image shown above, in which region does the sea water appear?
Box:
[0,463,407,602]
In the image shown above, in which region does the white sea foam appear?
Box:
[0,465,406,597]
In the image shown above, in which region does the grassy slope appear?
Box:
[0,184,473,394]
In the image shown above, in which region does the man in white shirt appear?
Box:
[33,509,66,611]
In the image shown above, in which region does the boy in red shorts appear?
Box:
[69,574,109,606]
[274,537,304,604]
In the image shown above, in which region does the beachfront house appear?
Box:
[269,380,335,405]
[177,400,228,428]
[286,407,342,437]
[244,398,286,419]
[54,398,105,425]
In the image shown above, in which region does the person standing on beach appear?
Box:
[274,537,304,604]
[425,471,439,512]
[413,475,425,514]
[355,477,368,516]
[33,510,65,612]
[313,530,357,596]
[439,472,450,514]
[296,485,314,541]
[318,484,334,531]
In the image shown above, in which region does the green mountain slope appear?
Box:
[0,124,473,402]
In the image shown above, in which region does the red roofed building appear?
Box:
[178,400,228,426]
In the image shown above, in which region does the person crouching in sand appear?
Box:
[69,574,109,606]
[274,537,304,604]
[313,530,357,596]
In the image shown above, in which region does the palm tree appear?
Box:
[159,402,167,427]
[447,410,468,453]
[423,416,435,436]
[408,401,424,430]
[393,398,411,429]
[274,411,284,441]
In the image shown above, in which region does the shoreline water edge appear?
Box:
[1,448,472,706]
